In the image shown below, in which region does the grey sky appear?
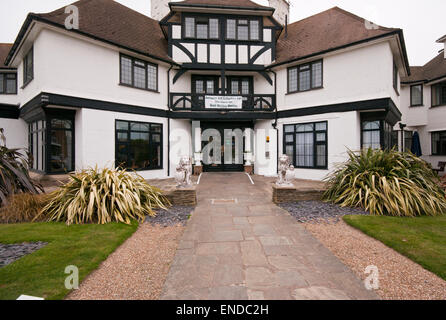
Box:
[1,0,444,66]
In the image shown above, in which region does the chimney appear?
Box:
[268,0,290,26]
[151,0,171,21]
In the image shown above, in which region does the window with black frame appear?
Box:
[432,131,446,156]
[0,73,17,94]
[184,16,219,39]
[23,47,33,87]
[288,60,323,93]
[28,120,46,172]
[410,84,423,106]
[284,122,327,169]
[404,130,413,152]
[120,54,158,92]
[226,18,260,41]
[116,120,162,171]
[49,119,74,173]
[361,120,381,150]
[432,82,446,107]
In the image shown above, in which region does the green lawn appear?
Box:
[0,222,138,300]
[343,215,446,281]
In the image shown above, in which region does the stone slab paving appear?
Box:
[161,173,378,300]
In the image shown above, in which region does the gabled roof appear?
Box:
[402,51,446,84]
[272,7,408,71]
[0,44,13,68]
[170,0,274,11]
[5,0,173,66]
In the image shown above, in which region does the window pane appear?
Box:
[206,80,214,94]
[227,19,236,39]
[411,85,422,105]
[134,64,146,89]
[185,17,195,38]
[197,24,208,39]
[284,125,294,133]
[147,64,157,91]
[241,80,249,95]
[116,121,128,130]
[299,69,311,91]
[285,134,294,143]
[316,133,326,142]
[315,122,327,131]
[195,80,204,94]
[296,123,313,132]
[6,76,16,93]
[237,25,249,40]
[312,61,322,88]
[152,134,161,143]
[49,130,73,172]
[117,132,128,142]
[0,75,4,94]
[285,145,294,159]
[288,68,298,92]
[250,20,259,40]
[231,80,239,94]
[151,124,162,132]
[209,19,219,38]
[116,144,128,168]
[120,56,132,85]
[363,130,380,149]
[131,123,150,132]
[363,121,380,130]
[296,132,314,167]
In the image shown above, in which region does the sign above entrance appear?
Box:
[205,96,243,109]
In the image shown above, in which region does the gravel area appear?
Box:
[147,206,195,226]
[304,220,446,300]
[0,242,47,268]
[279,201,368,223]
[67,223,185,300]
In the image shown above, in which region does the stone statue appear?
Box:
[276,154,294,186]
[175,156,192,188]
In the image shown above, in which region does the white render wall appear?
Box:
[0,118,27,150]
[16,27,169,111]
[254,120,277,176]
[74,108,169,179]
[169,119,192,175]
[277,111,361,181]
[275,41,400,111]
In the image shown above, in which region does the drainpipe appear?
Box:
[167,65,173,177]
[270,70,279,174]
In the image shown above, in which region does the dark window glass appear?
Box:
[0,73,17,94]
[393,61,399,93]
[23,47,34,86]
[185,17,195,38]
[432,131,446,156]
[432,82,446,107]
[209,19,219,39]
[288,60,323,93]
[284,122,327,169]
[115,120,163,170]
[410,84,423,106]
[120,55,157,91]
[404,130,413,152]
[0,75,3,94]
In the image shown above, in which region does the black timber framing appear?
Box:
[0,103,20,119]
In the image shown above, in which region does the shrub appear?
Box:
[0,128,43,206]
[39,167,170,225]
[323,148,446,217]
[0,193,50,224]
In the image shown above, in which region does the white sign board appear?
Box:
[205,96,243,109]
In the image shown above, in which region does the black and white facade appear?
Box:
[0,0,412,180]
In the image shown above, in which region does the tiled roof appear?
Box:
[30,0,171,63]
[171,0,273,10]
[402,52,446,83]
[0,44,13,68]
[274,7,400,66]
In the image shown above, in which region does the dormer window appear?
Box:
[226,18,260,41]
[184,16,219,40]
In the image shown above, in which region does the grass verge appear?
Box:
[0,222,138,300]
[343,215,446,281]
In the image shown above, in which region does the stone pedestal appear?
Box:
[193,165,203,176]
[244,165,253,175]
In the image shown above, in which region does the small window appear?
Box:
[209,19,219,39]
[115,120,163,170]
[0,73,17,94]
[404,130,413,152]
[23,47,34,87]
[120,55,158,92]
[196,23,208,39]
[284,122,328,169]
[226,18,261,41]
[410,84,423,106]
[432,131,446,156]
[288,60,323,93]
[393,61,399,94]
[361,120,381,150]
[432,82,446,107]
[185,17,195,38]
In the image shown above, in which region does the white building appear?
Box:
[0,0,411,180]
[399,35,446,174]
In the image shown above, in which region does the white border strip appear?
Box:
[245,173,254,185]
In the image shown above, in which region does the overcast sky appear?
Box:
[1,0,444,66]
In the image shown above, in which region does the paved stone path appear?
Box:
[161,173,378,300]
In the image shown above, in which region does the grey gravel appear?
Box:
[146,206,195,226]
[279,201,368,223]
[0,242,47,268]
